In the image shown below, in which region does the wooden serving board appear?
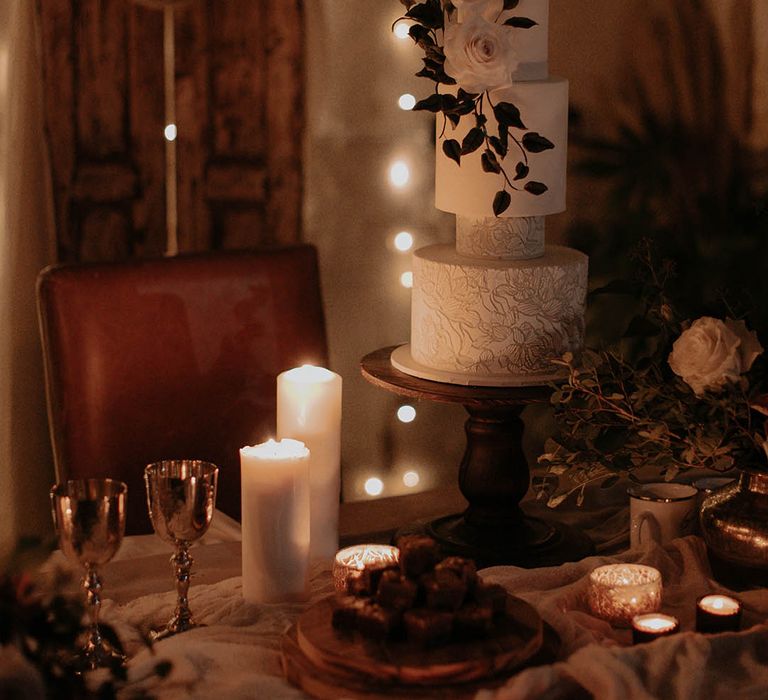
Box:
[293,594,543,688]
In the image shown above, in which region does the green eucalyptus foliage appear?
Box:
[541,243,767,507]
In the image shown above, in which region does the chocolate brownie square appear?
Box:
[331,595,367,631]
[356,602,402,640]
[397,535,440,578]
[435,556,478,591]
[404,609,454,647]
[454,603,493,638]
[376,570,418,611]
[474,581,507,616]
[346,563,399,597]
[421,569,467,611]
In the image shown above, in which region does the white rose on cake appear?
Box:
[443,11,518,94]
[668,316,763,396]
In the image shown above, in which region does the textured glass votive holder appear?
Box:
[587,564,662,627]
[332,544,399,593]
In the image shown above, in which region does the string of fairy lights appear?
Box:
[362,17,424,499]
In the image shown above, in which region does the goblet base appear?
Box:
[149,617,206,642]
[72,637,126,673]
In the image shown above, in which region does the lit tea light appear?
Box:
[587,564,662,626]
[332,544,399,592]
[632,613,680,644]
[696,594,742,633]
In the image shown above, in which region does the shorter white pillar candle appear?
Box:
[277,365,342,559]
[240,438,310,603]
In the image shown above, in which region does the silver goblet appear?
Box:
[144,460,218,640]
[50,478,127,671]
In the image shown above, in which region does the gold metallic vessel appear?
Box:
[700,469,768,588]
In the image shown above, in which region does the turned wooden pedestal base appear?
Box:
[361,346,594,568]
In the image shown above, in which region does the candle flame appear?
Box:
[240,438,309,460]
[699,595,739,615]
[636,615,677,632]
[283,365,337,384]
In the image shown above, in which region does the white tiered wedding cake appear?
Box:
[393,0,588,387]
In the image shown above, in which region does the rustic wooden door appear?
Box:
[37,0,304,262]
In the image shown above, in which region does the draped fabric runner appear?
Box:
[479,537,768,700]
[40,512,768,699]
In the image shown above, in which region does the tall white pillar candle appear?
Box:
[277,365,342,558]
[240,438,310,603]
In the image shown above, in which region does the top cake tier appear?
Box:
[497,0,549,81]
[434,0,565,220]
[453,0,550,81]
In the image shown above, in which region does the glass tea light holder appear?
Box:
[332,544,399,593]
[696,594,742,633]
[587,564,662,626]
[632,613,680,644]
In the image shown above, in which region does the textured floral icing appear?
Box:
[411,244,588,377]
[456,215,545,260]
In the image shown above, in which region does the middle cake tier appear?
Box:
[410,244,588,384]
[436,77,569,220]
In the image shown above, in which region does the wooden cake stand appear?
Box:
[361,346,594,568]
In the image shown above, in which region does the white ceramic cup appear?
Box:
[628,483,698,549]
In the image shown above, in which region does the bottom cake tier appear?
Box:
[409,244,588,384]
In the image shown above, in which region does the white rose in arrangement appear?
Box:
[668,316,763,396]
[443,11,518,94]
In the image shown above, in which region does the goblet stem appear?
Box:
[76,566,125,671]
[171,542,194,631]
[151,541,202,640]
[83,566,104,656]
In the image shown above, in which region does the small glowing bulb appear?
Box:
[364,477,384,497]
[400,271,413,289]
[397,405,416,423]
[393,20,410,40]
[403,471,420,488]
[398,93,416,110]
[394,231,414,252]
[164,123,177,141]
[389,160,411,188]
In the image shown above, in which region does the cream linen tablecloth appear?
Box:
[46,511,768,699]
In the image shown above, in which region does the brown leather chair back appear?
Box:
[37,246,328,534]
